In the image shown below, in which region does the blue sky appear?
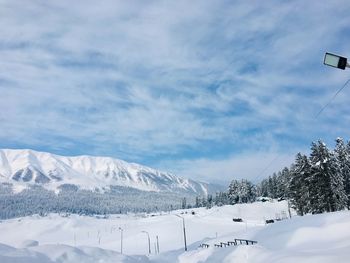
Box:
[1,0,350,184]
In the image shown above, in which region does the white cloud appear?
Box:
[1,0,350,181]
[158,151,298,185]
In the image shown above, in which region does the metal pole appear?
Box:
[156,235,160,254]
[142,231,151,254]
[288,200,292,219]
[175,215,187,251]
[119,227,123,254]
[182,217,187,251]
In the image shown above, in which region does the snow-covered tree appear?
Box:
[309,141,346,213]
[228,179,256,204]
[335,138,350,209]
[214,192,229,206]
[289,153,311,215]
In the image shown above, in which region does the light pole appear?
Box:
[156,235,160,254]
[119,227,123,254]
[141,231,151,254]
[175,214,187,251]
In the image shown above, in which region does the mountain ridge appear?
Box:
[0,149,217,195]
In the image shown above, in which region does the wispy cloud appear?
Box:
[1,0,350,182]
[158,151,298,185]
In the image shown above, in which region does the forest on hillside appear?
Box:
[0,184,194,219]
[196,138,350,216]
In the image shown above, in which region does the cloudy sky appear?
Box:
[1,0,350,184]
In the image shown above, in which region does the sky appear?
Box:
[1,0,350,185]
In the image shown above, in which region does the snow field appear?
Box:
[0,201,349,262]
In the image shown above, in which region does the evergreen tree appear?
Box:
[206,194,213,208]
[289,153,311,215]
[258,178,269,197]
[266,175,278,198]
[335,138,350,209]
[181,197,187,209]
[214,192,221,206]
[214,192,229,206]
[309,141,346,213]
[195,196,201,208]
[346,141,350,208]
[228,179,256,204]
[228,180,240,204]
[279,167,291,200]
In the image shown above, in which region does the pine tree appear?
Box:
[195,196,201,208]
[258,179,269,197]
[206,194,213,208]
[346,141,350,208]
[216,192,229,206]
[289,153,311,215]
[335,138,350,209]
[309,140,346,213]
[228,180,240,204]
[266,175,278,198]
[181,197,187,209]
[333,138,349,209]
[280,167,291,200]
[228,179,256,204]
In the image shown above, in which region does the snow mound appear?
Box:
[0,243,52,263]
[21,240,39,248]
[0,243,149,263]
[159,210,350,263]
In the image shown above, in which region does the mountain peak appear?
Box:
[0,149,213,195]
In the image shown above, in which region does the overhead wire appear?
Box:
[252,76,350,182]
[315,78,350,119]
[201,47,350,182]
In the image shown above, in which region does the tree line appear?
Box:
[195,138,350,216]
[0,183,195,219]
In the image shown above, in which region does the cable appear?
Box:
[252,77,350,182]
[254,155,281,180]
[208,54,350,182]
[315,78,350,118]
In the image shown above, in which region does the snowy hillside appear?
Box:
[0,149,214,195]
[0,201,349,262]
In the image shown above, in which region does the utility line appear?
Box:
[252,77,350,182]
[315,78,350,118]
[208,52,350,182]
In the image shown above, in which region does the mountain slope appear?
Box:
[0,149,215,195]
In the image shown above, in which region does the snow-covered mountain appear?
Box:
[0,149,214,195]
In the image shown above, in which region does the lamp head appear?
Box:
[324,52,348,70]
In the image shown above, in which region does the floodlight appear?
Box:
[324,52,349,70]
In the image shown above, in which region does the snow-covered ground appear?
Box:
[0,201,349,262]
